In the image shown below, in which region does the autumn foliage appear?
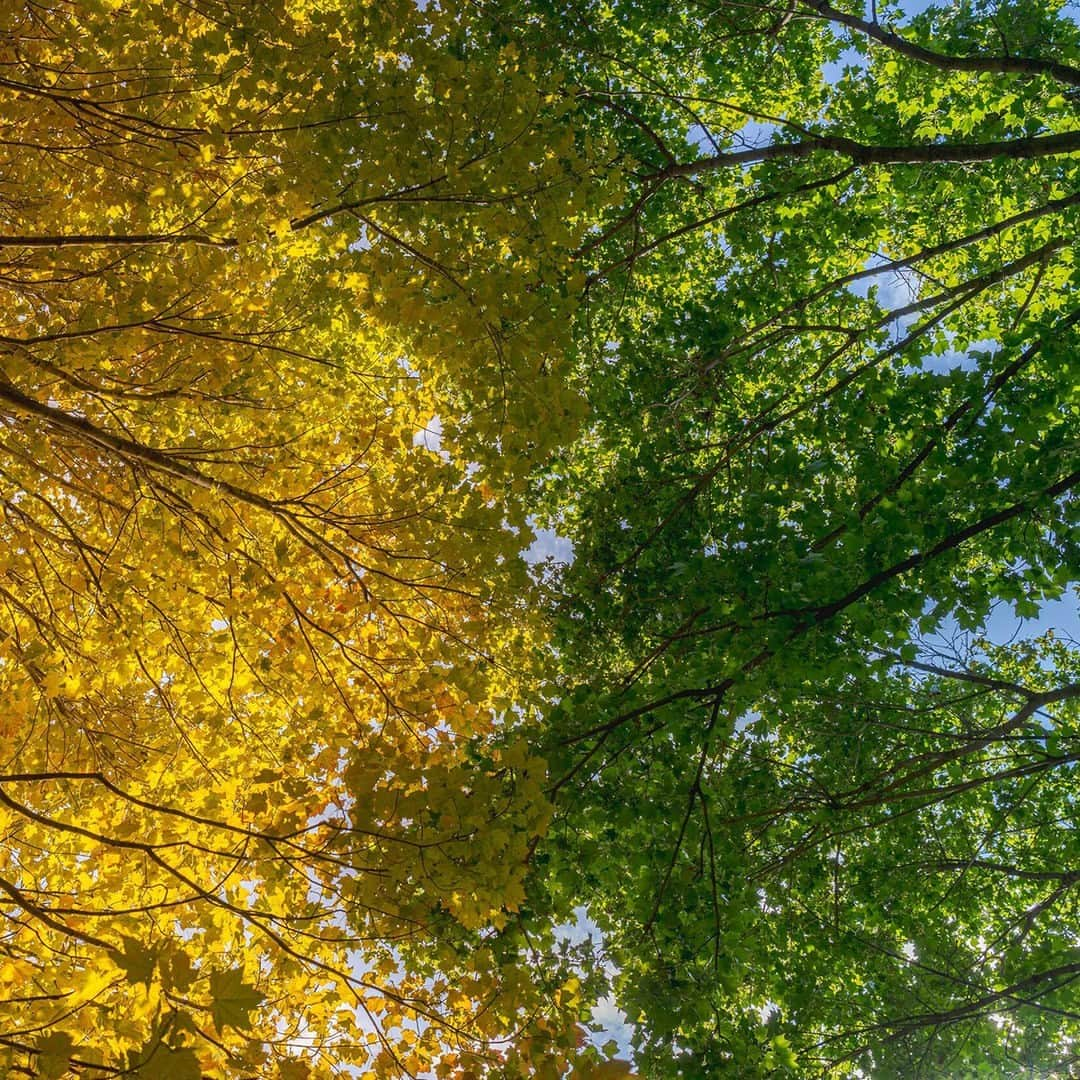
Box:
[0,1,600,1076]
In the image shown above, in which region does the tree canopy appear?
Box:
[529,0,1080,1076]
[2,0,1079,1077]
[0,1,602,1076]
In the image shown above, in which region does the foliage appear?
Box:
[7,0,1080,1076]
[527,0,1080,1075]
[0,1,609,1076]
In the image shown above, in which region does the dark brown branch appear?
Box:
[0,233,236,248]
[655,129,1080,181]
[803,0,1080,88]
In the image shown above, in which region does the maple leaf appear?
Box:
[35,1032,74,1080]
[210,968,266,1033]
[277,1060,312,1080]
[132,1046,202,1080]
[160,946,197,993]
[114,936,157,989]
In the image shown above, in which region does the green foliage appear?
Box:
[525,0,1080,1075]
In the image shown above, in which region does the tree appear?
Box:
[523,0,1080,1075]
[0,2,605,1076]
